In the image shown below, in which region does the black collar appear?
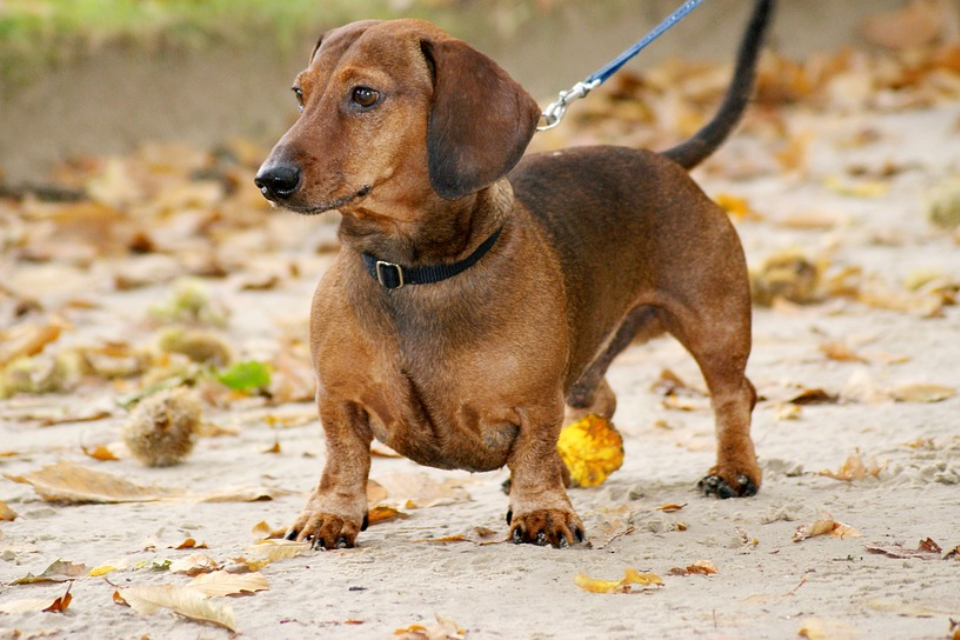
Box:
[361,226,503,289]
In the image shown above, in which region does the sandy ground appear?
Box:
[3,45,960,640]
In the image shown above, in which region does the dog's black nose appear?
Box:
[254,164,302,201]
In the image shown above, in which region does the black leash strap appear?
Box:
[361,227,503,289]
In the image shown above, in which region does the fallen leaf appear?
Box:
[0,317,65,367]
[81,443,120,462]
[798,617,861,640]
[865,538,944,560]
[246,539,311,565]
[12,559,89,585]
[368,504,408,525]
[819,341,866,363]
[786,388,839,405]
[4,460,183,503]
[890,382,956,403]
[0,584,73,614]
[412,527,500,545]
[189,570,268,597]
[173,538,207,550]
[793,515,861,542]
[215,360,272,393]
[656,503,687,513]
[374,473,470,509]
[556,414,624,487]
[573,568,663,594]
[713,192,761,220]
[115,584,236,632]
[0,498,17,521]
[170,553,220,576]
[819,450,884,481]
[824,175,889,198]
[669,560,718,576]
[394,614,465,640]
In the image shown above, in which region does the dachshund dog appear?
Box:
[255,0,774,548]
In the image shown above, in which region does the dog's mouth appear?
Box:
[282,184,372,215]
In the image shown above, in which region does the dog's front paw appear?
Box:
[506,508,586,548]
[698,473,759,499]
[285,511,369,550]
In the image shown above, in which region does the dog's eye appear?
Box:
[292,87,304,112]
[351,87,381,109]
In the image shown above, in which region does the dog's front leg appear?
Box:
[286,400,372,549]
[506,406,586,548]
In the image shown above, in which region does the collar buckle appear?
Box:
[375,260,405,289]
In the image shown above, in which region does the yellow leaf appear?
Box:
[246,539,310,565]
[573,568,663,594]
[824,175,889,198]
[656,503,687,513]
[713,192,760,220]
[557,414,624,487]
[368,505,406,524]
[81,443,120,462]
[0,317,65,367]
[88,564,119,577]
[189,570,268,597]
[115,584,236,632]
[0,498,17,521]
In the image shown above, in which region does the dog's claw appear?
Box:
[511,527,523,544]
[505,509,513,525]
[536,531,547,546]
[698,473,758,499]
[507,508,585,548]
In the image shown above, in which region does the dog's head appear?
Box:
[255,19,541,217]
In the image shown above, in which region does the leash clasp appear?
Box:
[537,79,600,131]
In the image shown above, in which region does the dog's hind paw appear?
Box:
[507,508,586,548]
[698,473,758,499]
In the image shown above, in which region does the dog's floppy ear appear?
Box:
[420,38,541,200]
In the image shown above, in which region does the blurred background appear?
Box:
[0,0,942,184]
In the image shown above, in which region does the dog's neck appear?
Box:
[336,179,512,266]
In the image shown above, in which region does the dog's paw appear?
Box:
[285,511,369,550]
[698,473,759,499]
[506,508,586,548]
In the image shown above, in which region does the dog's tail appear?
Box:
[661,0,775,170]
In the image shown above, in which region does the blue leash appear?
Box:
[538,0,705,131]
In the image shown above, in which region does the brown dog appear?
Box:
[255,0,774,549]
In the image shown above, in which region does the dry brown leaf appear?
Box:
[412,527,500,545]
[793,515,862,542]
[12,559,89,584]
[669,560,718,576]
[0,318,66,367]
[865,538,944,560]
[0,583,73,614]
[189,570,268,597]
[786,388,839,406]
[573,568,663,594]
[173,538,207,550]
[0,498,18,521]
[819,451,884,481]
[368,504,408,525]
[115,584,236,632]
[170,553,220,576]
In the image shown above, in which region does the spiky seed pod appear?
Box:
[123,387,201,467]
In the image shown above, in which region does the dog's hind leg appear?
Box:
[565,305,665,424]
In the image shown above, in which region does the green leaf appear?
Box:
[215,361,271,393]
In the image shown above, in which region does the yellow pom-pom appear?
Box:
[123,387,201,467]
[557,414,624,487]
